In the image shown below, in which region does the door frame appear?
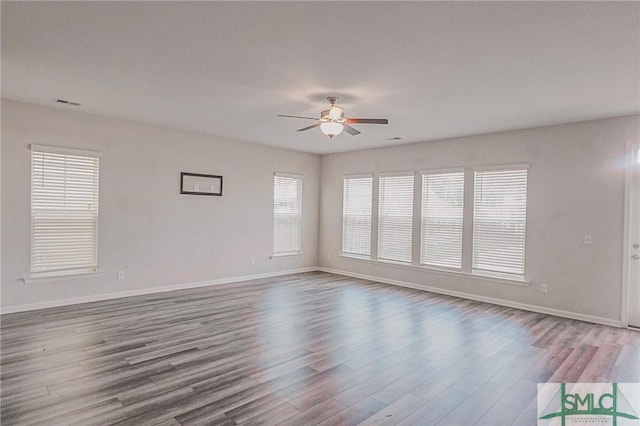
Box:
[622,140,640,328]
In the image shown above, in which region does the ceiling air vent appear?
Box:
[55,99,81,106]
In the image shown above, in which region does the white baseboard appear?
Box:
[318,267,622,328]
[2,266,623,328]
[0,267,318,314]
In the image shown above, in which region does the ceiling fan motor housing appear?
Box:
[321,108,345,122]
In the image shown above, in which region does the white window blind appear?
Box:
[378,174,414,263]
[421,171,464,269]
[273,174,303,254]
[31,147,100,275]
[472,168,528,276]
[342,176,373,256]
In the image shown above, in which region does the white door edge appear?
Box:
[622,140,640,327]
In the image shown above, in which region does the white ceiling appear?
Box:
[2,2,639,155]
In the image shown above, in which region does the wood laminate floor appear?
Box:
[1,272,639,425]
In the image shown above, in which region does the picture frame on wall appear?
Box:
[180,172,223,196]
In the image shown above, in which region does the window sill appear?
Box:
[377,258,414,267]
[471,269,527,283]
[270,252,304,259]
[338,255,529,287]
[341,253,371,261]
[22,270,104,284]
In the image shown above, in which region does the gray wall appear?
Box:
[319,115,640,323]
[2,98,638,323]
[1,100,320,309]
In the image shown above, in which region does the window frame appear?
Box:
[272,172,304,257]
[471,164,529,279]
[377,171,415,264]
[337,164,530,286]
[420,168,465,270]
[342,174,374,257]
[29,144,102,279]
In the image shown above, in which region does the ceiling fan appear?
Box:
[278,97,389,139]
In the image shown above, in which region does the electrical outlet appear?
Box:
[327,253,331,260]
[250,257,255,266]
[584,235,592,245]
[117,270,125,280]
[540,283,548,294]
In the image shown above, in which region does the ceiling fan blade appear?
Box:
[343,124,361,136]
[297,123,321,132]
[346,118,389,125]
[278,114,319,120]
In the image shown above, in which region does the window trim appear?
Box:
[272,172,304,256]
[377,171,415,263]
[339,254,529,286]
[269,253,304,259]
[379,170,417,178]
[23,270,104,284]
[343,172,373,179]
[342,174,374,257]
[419,167,466,175]
[274,171,304,179]
[471,166,529,278]
[337,163,530,286]
[29,144,101,279]
[419,168,465,270]
[31,144,102,158]
[473,163,530,172]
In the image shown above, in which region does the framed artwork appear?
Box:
[180,172,223,196]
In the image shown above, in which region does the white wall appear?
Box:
[1,99,320,309]
[319,115,640,323]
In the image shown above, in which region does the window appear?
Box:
[421,171,464,269]
[472,168,528,277]
[378,173,414,263]
[342,176,373,256]
[30,145,100,276]
[273,173,303,255]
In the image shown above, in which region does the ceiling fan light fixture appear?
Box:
[328,105,344,120]
[278,96,387,139]
[320,121,344,138]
